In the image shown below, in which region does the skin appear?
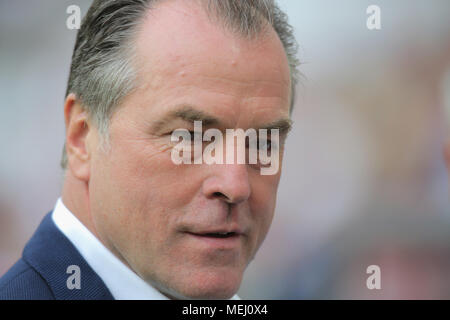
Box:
[62,0,291,299]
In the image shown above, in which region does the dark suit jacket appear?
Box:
[0,212,114,300]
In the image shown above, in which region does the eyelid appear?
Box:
[258,140,275,150]
[169,129,201,141]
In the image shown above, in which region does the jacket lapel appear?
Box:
[22,212,114,300]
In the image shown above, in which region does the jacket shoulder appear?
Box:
[0,258,54,300]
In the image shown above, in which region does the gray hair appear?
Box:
[61,0,300,169]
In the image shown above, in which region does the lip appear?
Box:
[192,227,243,235]
[184,231,243,249]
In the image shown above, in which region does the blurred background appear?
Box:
[1,0,450,299]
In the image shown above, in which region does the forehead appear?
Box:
[129,0,291,124]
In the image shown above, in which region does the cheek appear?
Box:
[88,139,185,263]
[89,133,202,231]
[249,174,280,246]
[102,138,177,201]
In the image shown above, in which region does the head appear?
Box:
[62,0,299,299]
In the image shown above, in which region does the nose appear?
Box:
[202,163,251,205]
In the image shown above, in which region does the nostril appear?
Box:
[213,192,227,199]
[212,192,237,205]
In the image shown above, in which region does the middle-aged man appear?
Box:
[0,0,299,300]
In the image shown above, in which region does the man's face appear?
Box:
[87,1,291,299]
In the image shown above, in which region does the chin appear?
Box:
[181,286,240,300]
[161,269,243,300]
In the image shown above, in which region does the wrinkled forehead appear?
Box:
[133,0,290,94]
[125,0,291,124]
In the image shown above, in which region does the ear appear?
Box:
[64,93,95,182]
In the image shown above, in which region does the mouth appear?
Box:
[191,231,239,238]
[184,229,244,248]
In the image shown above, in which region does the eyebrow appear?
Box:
[152,105,219,132]
[259,118,293,136]
[152,104,292,135]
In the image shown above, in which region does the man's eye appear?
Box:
[257,139,272,151]
[189,131,203,141]
[262,141,271,151]
[169,130,201,140]
[245,138,275,151]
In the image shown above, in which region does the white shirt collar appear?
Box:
[51,198,240,300]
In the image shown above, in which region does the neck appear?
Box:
[61,170,139,276]
[61,171,99,240]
